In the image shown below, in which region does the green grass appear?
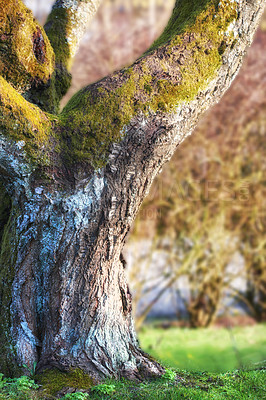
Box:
[139,323,266,373]
[0,367,265,400]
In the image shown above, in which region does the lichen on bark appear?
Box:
[45,0,101,62]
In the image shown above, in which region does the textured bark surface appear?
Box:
[0,179,162,379]
[0,0,265,381]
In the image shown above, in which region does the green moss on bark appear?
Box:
[0,0,54,94]
[26,66,72,114]
[44,7,71,69]
[60,0,238,168]
[149,0,217,51]
[32,5,77,114]
[60,69,153,168]
[0,77,56,164]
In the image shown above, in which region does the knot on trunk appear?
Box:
[32,28,46,64]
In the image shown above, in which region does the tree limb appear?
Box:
[39,0,102,113]
[57,0,264,226]
[0,0,102,114]
[0,0,264,191]
[45,0,102,66]
[60,0,264,170]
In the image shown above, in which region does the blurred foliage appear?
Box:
[131,108,265,326]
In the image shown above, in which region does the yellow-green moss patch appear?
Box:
[149,0,215,51]
[0,0,54,93]
[36,369,93,397]
[0,77,55,163]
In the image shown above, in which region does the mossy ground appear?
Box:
[1,326,265,398]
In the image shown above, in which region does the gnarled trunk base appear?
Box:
[0,186,163,380]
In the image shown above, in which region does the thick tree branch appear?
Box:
[0,0,102,114]
[58,0,264,227]
[60,0,264,168]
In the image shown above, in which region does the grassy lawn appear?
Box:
[139,323,266,373]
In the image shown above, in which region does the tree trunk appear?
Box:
[0,176,163,379]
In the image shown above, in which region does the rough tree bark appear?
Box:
[0,0,264,380]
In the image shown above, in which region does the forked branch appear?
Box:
[0,0,265,191]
